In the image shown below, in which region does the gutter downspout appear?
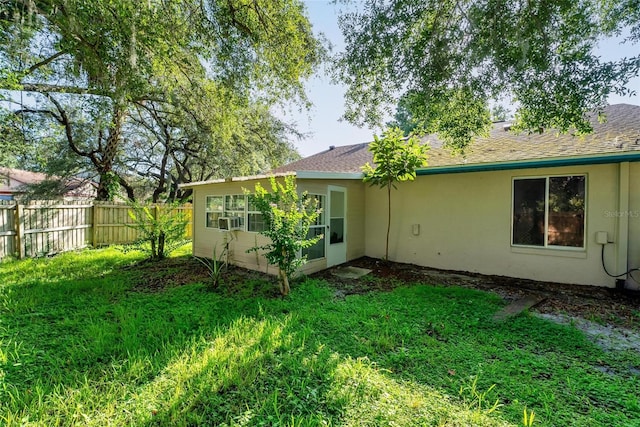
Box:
[616,162,630,287]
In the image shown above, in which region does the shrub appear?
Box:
[126,201,190,260]
[247,176,321,296]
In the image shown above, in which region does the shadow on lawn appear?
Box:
[0,251,512,426]
[2,250,637,425]
[134,316,345,426]
[0,251,343,424]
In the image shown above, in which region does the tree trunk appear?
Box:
[279,269,290,296]
[386,183,391,260]
[158,231,166,260]
[150,236,157,259]
[96,104,126,201]
[117,175,135,201]
[96,176,111,201]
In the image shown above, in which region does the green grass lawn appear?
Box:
[1,248,639,426]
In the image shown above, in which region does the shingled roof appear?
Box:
[273,103,640,174]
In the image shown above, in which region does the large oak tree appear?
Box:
[0,0,321,200]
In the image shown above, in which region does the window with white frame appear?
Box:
[224,194,246,229]
[247,195,265,232]
[205,195,224,228]
[205,193,321,236]
[302,194,326,260]
[206,194,247,229]
[512,175,586,248]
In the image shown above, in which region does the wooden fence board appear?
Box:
[0,202,192,260]
[0,205,16,259]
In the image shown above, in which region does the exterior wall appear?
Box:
[628,162,640,288]
[192,179,274,274]
[191,177,366,276]
[364,163,631,287]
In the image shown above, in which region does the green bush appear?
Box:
[126,201,189,260]
[247,176,320,295]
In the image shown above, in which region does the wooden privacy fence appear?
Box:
[0,201,192,260]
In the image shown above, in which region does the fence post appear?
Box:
[92,202,98,248]
[15,203,25,259]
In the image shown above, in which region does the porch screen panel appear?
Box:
[329,190,345,244]
[247,196,265,232]
[304,227,325,260]
[303,195,325,260]
[205,196,224,228]
[224,195,246,229]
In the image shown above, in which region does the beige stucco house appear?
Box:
[181,103,640,289]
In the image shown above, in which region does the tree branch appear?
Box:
[15,107,62,123]
[19,83,106,96]
[44,93,96,164]
[117,174,136,201]
[25,50,67,75]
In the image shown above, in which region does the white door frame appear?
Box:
[326,185,347,267]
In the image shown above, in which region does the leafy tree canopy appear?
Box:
[336,0,640,152]
[0,0,322,200]
[1,0,320,102]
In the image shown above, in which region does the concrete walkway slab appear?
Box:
[332,266,372,280]
[493,295,546,321]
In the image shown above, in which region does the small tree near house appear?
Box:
[362,127,429,260]
[247,176,321,296]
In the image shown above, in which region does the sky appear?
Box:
[286,0,640,157]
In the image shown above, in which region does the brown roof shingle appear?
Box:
[0,167,97,197]
[273,103,640,174]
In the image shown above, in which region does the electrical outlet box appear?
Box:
[595,231,609,245]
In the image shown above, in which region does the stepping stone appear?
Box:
[493,295,546,321]
[332,266,372,279]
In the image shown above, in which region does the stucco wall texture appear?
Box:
[364,163,637,288]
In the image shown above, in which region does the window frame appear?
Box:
[205,195,224,229]
[205,192,329,239]
[511,174,587,251]
[223,194,246,230]
[246,195,265,233]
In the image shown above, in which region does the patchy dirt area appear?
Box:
[312,257,640,333]
[129,256,281,298]
[537,313,640,353]
[313,257,640,354]
[127,257,212,292]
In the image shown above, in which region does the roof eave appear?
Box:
[295,171,363,180]
[416,151,640,176]
[179,170,366,189]
[178,172,296,189]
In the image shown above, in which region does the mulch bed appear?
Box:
[128,257,212,292]
[129,256,281,298]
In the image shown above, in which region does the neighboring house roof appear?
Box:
[0,167,98,198]
[273,103,640,174]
